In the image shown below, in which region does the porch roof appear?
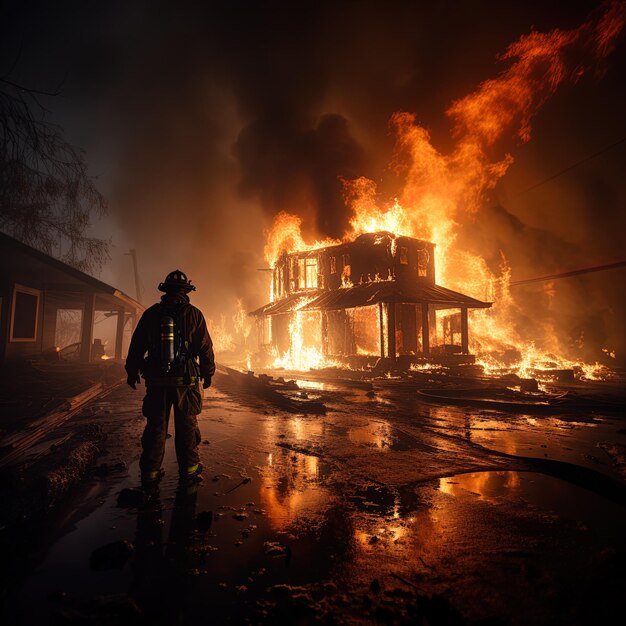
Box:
[250,280,491,316]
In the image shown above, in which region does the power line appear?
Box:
[510,260,626,286]
[510,135,626,198]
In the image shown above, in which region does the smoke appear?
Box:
[2,0,625,359]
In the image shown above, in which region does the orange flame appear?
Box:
[264,211,339,268]
[262,3,625,373]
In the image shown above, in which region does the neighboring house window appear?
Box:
[417,248,429,277]
[399,246,408,265]
[10,285,40,342]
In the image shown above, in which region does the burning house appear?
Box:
[251,232,491,369]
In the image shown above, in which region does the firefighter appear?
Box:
[125,270,215,484]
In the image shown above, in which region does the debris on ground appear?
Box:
[89,540,134,571]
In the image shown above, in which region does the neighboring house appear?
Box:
[0,231,144,364]
[251,231,491,367]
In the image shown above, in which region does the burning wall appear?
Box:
[252,232,491,370]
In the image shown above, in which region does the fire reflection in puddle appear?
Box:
[348,421,394,450]
[259,444,334,532]
[440,471,521,500]
[437,471,626,533]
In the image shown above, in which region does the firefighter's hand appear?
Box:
[127,373,141,390]
[202,377,212,390]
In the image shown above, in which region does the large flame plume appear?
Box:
[262,2,625,374]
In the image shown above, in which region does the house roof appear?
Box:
[0,231,144,313]
[250,279,491,316]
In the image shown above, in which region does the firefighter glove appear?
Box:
[127,373,141,390]
[202,377,212,390]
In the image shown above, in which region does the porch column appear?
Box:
[114,307,126,359]
[386,302,397,361]
[321,311,328,355]
[80,293,96,362]
[461,307,469,354]
[421,304,430,356]
[378,302,385,358]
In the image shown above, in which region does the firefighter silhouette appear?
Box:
[126,270,215,483]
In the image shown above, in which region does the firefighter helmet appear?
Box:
[158,270,196,292]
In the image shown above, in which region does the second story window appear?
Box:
[305,257,318,288]
[298,256,318,289]
[399,246,408,265]
[417,248,429,277]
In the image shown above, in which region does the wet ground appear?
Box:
[3,373,626,625]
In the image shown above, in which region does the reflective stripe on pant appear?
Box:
[140,384,202,475]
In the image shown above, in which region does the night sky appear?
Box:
[2,0,625,359]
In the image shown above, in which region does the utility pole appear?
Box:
[125,249,143,304]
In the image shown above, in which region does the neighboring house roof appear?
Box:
[0,231,144,313]
[250,280,491,316]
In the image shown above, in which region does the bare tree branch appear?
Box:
[0,79,109,273]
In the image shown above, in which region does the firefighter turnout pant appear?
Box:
[140,384,203,479]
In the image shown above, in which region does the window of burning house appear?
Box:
[417,248,429,277]
[348,306,379,355]
[330,256,337,274]
[341,254,351,282]
[326,306,379,356]
[431,309,462,351]
[399,246,409,265]
[10,285,40,342]
[298,257,318,289]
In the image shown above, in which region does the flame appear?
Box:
[260,3,625,375]
[272,300,339,371]
[208,314,236,353]
[264,211,339,268]
[233,298,252,341]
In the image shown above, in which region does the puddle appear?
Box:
[6,385,626,625]
[8,404,340,624]
[348,421,394,450]
[347,420,426,452]
[439,470,626,536]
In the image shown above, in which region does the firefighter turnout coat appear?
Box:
[125,294,216,386]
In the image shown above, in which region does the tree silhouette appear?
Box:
[0,77,109,273]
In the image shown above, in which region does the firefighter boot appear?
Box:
[180,462,203,483]
[141,467,165,489]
